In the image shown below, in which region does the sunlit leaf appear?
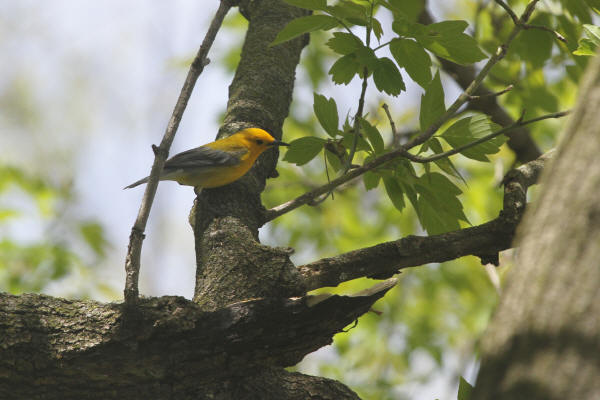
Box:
[440,114,504,162]
[583,24,600,44]
[574,38,598,56]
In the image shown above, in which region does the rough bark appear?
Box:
[472,52,600,400]
[192,0,309,311]
[0,280,392,399]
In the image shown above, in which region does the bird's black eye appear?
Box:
[256,139,264,145]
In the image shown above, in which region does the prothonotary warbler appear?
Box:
[124,128,288,190]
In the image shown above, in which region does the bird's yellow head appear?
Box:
[234,128,289,156]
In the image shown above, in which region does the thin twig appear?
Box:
[467,84,513,100]
[344,70,369,173]
[494,0,566,43]
[382,103,397,144]
[523,24,567,43]
[123,0,234,304]
[344,2,374,173]
[494,0,519,25]
[373,39,393,52]
[262,0,542,224]
[400,110,570,163]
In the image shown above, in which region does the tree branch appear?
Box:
[263,0,543,223]
[418,9,543,163]
[298,150,555,291]
[0,279,394,398]
[123,0,233,303]
[399,111,569,164]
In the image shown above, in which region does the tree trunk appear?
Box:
[472,52,600,400]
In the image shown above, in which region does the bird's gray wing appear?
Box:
[163,145,247,172]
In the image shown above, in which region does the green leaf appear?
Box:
[359,118,385,154]
[373,57,405,96]
[282,0,327,10]
[418,20,486,65]
[372,18,384,40]
[327,1,368,22]
[440,114,504,161]
[574,38,598,56]
[427,138,466,184]
[574,25,600,56]
[562,0,593,22]
[329,54,361,84]
[340,130,372,152]
[325,149,343,172]
[512,13,553,68]
[283,137,326,165]
[457,377,474,400]
[584,0,600,13]
[326,32,363,55]
[415,172,467,235]
[419,71,445,131]
[271,15,338,46]
[354,46,378,71]
[392,18,426,37]
[314,93,339,137]
[386,0,424,20]
[383,177,406,211]
[79,222,107,257]
[583,24,600,45]
[390,38,432,88]
[363,170,381,190]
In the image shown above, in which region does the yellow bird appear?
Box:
[124,128,288,190]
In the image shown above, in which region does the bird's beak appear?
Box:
[270,140,290,147]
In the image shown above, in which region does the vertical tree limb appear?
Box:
[191,0,310,311]
[472,51,600,400]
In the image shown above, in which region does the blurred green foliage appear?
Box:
[0,166,109,297]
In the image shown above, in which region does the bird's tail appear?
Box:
[123,176,149,189]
